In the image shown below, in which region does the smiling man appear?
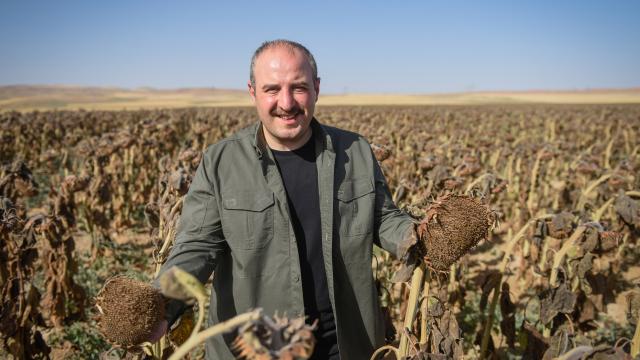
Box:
[154,39,418,359]
[249,41,319,151]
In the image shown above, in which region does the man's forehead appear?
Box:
[254,48,313,82]
[255,46,308,70]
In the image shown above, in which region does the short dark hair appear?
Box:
[249,39,318,88]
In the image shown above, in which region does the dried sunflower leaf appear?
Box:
[539,284,577,325]
[547,212,574,239]
[614,193,639,227]
[542,329,571,359]
[521,322,549,360]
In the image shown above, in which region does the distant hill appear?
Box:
[1,85,639,111]
[0,85,249,111]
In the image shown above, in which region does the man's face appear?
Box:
[248,46,320,150]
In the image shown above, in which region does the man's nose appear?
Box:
[278,88,295,111]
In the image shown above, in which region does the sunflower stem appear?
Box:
[631,316,640,357]
[399,264,424,356]
[168,309,262,360]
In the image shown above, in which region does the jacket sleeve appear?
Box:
[372,153,417,260]
[154,154,228,325]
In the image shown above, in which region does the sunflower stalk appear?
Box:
[631,316,640,357]
[169,309,262,360]
[399,264,425,356]
[549,225,587,288]
[419,270,432,345]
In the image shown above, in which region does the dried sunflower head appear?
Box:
[417,194,494,271]
[232,314,317,360]
[95,275,166,348]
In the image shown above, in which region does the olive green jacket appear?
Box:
[156,119,415,359]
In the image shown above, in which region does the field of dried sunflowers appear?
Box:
[1,104,639,359]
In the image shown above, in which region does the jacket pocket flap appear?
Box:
[223,192,274,212]
[337,178,374,202]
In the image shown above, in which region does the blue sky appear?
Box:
[1,0,638,93]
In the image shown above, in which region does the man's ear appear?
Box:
[248,81,256,104]
[314,77,321,103]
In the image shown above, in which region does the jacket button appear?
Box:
[293,274,300,282]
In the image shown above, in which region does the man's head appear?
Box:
[248,39,320,151]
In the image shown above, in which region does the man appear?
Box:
[154,39,417,359]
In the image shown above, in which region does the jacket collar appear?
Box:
[251,117,334,158]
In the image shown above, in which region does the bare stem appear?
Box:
[576,173,612,211]
[631,316,640,357]
[550,226,587,287]
[419,270,432,345]
[593,197,615,222]
[168,309,262,360]
[465,173,493,194]
[527,150,544,215]
[399,264,424,356]
[480,278,501,360]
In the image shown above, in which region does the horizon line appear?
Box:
[2,83,640,96]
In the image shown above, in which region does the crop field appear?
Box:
[1,104,640,359]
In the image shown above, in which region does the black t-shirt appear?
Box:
[271,135,340,359]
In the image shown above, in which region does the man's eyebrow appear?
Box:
[261,81,309,90]
[291,81,309,87]
[261,83,280,90]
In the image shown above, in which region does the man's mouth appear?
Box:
[274,111,301,120]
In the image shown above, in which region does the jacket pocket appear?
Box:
[336,178,375,236]
[222,191,275,250]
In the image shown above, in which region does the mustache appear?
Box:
[272,108,302,117]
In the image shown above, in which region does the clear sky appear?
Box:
[1,0,639,94]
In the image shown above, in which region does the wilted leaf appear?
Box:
[430,309,462,358]
[596,231,622,253]
[427,165,450,188]
[548,212,574,239]
[169,168,192,196]
[542,329,571,359]
[428,297,445,318]
[159,266,207,304]
[539,284,577,325]
[577,294,597,325]
[564,344,634,360]
[144,202,160,228]
[232,312,315,359]
[418,155,439,171]
[614,193,639,227]
[521,322,549,360]
[576,253,594,279]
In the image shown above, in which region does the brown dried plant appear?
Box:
[95,275,166,348]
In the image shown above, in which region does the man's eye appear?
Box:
[293,87,307,93]
[265,89,278,94]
